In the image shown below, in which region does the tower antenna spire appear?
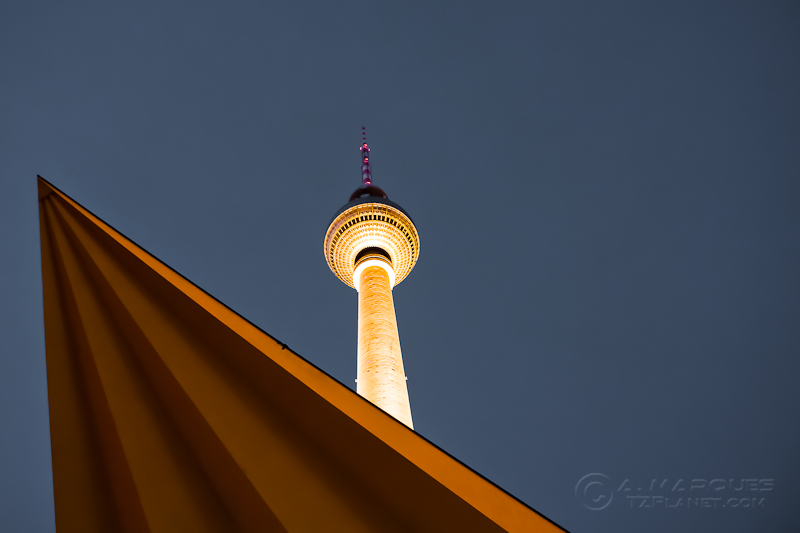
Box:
[360,126,372,186]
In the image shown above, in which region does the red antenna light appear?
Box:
[360,126,372,186]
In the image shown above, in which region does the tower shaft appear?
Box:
[356,265,413,428]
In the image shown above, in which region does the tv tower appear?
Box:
[324,129,420,428]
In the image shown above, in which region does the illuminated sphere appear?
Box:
[324,184,420,290]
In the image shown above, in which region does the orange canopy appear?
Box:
[38,177,565,532]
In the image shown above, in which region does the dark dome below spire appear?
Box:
[349,184,388,202]
[329,194,413,226]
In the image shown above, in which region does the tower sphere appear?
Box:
[324,185,420,290]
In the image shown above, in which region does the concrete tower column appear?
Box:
[356,262,413,428]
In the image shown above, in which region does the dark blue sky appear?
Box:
[2,1,799,531]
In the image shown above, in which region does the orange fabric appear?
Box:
[38,177,564,532]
